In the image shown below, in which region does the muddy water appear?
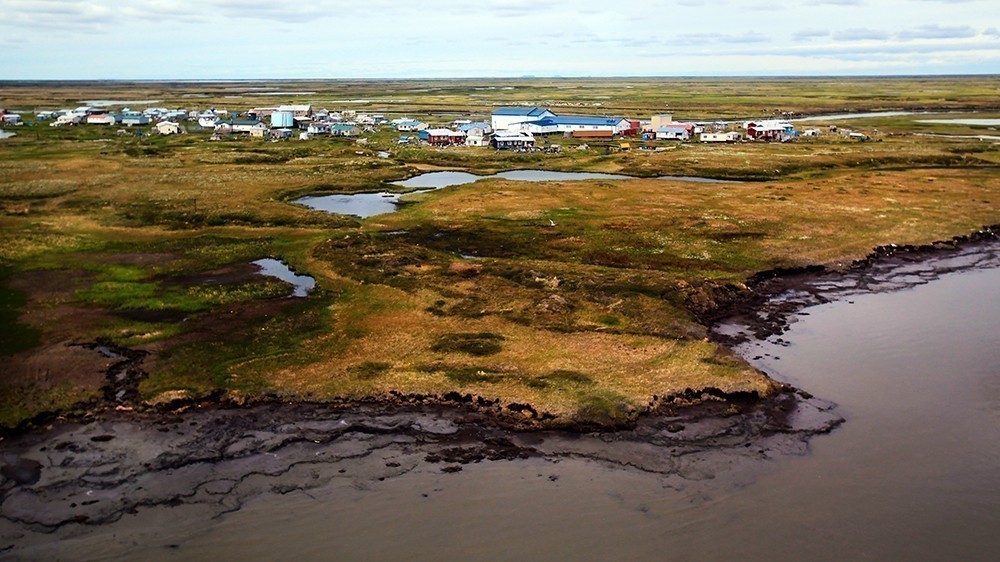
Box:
[3,246,999,560]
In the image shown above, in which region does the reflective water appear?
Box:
[794,111,921,121]
[251,258,315,297]
[916,118,1000,126]
[296,170,733,218]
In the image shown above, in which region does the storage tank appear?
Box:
[271,111,294,128]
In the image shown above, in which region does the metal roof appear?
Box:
[492,107,550,116]
[533,116,625,127]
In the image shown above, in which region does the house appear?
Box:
[420,128,466,145]
[491,131,535,149]
[155,121,181,135]
[233,119,267,134]
[802,128,821,137]
[465,132,489,146]
[491,107,555,132]
[271,128,293,139]
[463,126,490,146]
[745,120,796,141]
[121,113,150,127]
[331,124,360,137]
[656,124,693,141]
[307,123,331,134]
[700,131,743,142]
[216,119,267,134]
[394,119,427,132]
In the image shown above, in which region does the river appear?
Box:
[2,242,998,560]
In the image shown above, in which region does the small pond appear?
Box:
[296,170,735,218]
[915,118,1000,126]
[793,111,922,121]
[81,100,162,107]
[0,130,16,139]
[252,258,315,297]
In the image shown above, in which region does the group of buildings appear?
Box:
[487,107,801,145]
[2,102,802,148]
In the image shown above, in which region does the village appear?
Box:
[0,101,875,150]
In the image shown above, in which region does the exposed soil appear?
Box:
[0,387,840,536]
[704,225,999,346]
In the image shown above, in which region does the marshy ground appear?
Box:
[1,77,998,429]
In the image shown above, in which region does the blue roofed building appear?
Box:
[490,107,555,131]
[519,115,632,136]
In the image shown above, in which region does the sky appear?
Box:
[1,0,999,79]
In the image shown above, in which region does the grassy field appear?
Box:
[1,77,998,429]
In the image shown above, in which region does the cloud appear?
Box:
[833,28,891,41]
[897,24,977,40]
[1,0,997,78]
[794,29,831,41]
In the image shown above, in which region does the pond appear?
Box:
[793,111,923,121]
[81,100,162,107]
[252,258,315,297]
[915,118,1000,126]
[295,170,736,218]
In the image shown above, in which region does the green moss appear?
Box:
[0,269,42,357]
[142,295,331,397]
[350,361,392,380]
[431,332,506,356]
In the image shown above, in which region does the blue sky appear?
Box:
[1,0,998,79]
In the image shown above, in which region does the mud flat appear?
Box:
[0,389,840,558]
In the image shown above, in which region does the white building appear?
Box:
[491,107,556,132]
[87,113,117,125]
[700,132,743,143]
[155,121,181,135]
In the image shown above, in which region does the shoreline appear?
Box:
[2,225,997,440]
[3,226,1000,542]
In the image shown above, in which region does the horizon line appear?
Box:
[2,72,999,83]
